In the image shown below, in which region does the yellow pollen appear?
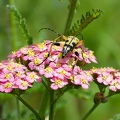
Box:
[102,76,107,80]
[45,67,52,73]
[101,68,106,72]
[83,53,87,58]
[56,63,61,67]
[5,73,11,79]
[59,69,66,75]
[38,43,45,49]
[70,76,74,82]
[114,82,118,86]
[86,72,91,76]
[91,67,97,72]
[17,72,22,77]
[27,49,35,57]
[7,65,13,71]
[44,52,49,57]
[30,73,36,79]
[55,79,61,85]
[4,83,12,88]
[34,58,41,65]
[12,51,16,55]
[21,80,28,87]
[81,78,86,84]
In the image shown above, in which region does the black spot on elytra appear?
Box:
[72,42,76,47]
[53,42,60,46]
[65,40,69,43]
[75,51,79,56]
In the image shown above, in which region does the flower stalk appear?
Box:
[14,94,42,120]
[49,91,55,120]
[39,89,49,120]
[81,103,100,120]
[16,97,20,120]
[9,0,18,51]
[64,0,78,35]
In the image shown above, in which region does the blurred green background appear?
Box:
[0,0,120,120]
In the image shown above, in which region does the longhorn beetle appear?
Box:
[38,28,84,65]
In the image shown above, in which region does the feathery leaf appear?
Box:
[7,5,33,45]
[67,9,103,36]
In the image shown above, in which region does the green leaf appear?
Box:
[7,5,33,45]
[67,9,103,36]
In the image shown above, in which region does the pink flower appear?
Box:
[0,72,14,82]
[50,77,68,90]
[72,66,81,75]
[37,42,48,52]
[49,62,62,69]
[82,70,93,82]
[62,64,72,72]
[109,79,120,91]
[92,67,120,91]
[44,66,54,78]
[88,50,97,63]
[28,57,43,70]
[0,82,13,93]
[54,67,71,80]
[26,72,42,83]
[97,72,113,85]
[82,48,97,64]
[72,48,84,61]
[73,73,90,89]
[15,71,26,79]
[5,39,99,91]
[15,79,32,90]
[0,60,42,93]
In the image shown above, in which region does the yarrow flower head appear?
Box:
[8,40,97,90]
[0,60,41,93]
[92,67,120,92]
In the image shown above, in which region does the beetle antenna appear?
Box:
[75,33,83,40]
[38,28,61,36]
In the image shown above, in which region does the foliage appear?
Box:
[0,0,120,120]
[67,9,103,36]
[7,5,33,45]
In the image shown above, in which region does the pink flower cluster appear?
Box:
[0,61,41,93]
[92,67,120,92]
[1,39,120,93]
[8,40,97,90]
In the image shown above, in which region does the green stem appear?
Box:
[64,0,78,35]
[81,103,100,120]
[14,95,42,120]
[39,89,49,120]
[41,75,50,92]
[49,91,55,120]
[9,0,17,50]
[16,97,20,120]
